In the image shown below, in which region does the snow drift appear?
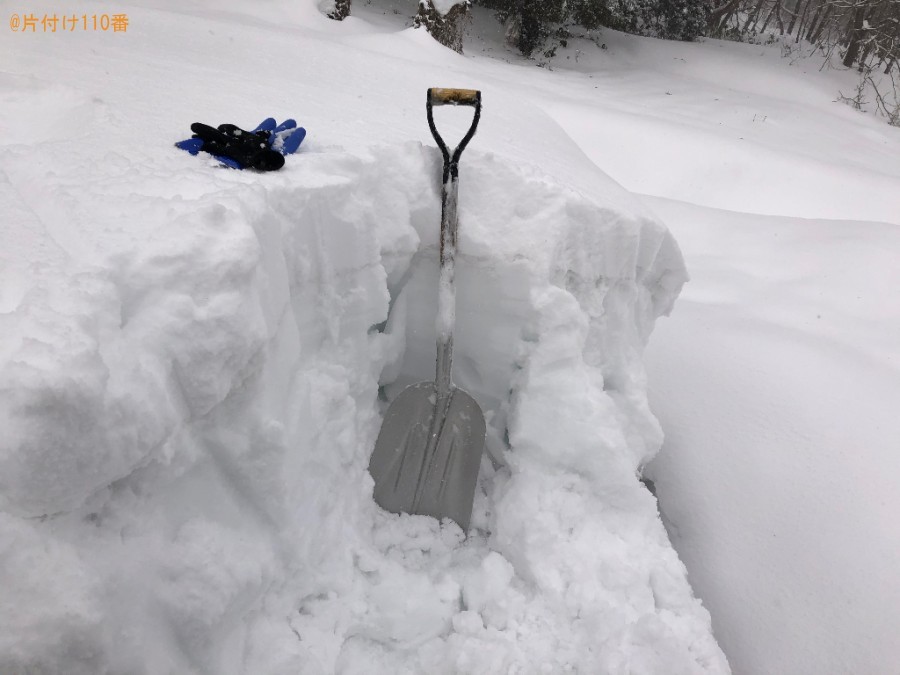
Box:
[1,122,726,672]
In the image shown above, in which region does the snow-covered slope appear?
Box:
[642,199,900,675]
[1,2,728,673]
[496,23,900,674]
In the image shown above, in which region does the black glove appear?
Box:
[188,123,285,171]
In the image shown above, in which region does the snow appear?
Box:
[0,134,720,671]
[0,3,728,673]
[525,23,900,675]
[431,0,468,17]
[3,0,899,673]
[642,200,900,675]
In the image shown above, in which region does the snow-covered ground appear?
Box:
[643,200,900,675]
[525,26,900,675]
[2,0,899,673]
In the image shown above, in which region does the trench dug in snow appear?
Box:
[0,141,728,673]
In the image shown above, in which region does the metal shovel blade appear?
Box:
[369,381,485,531]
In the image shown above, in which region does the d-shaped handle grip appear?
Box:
[426,88,482,182]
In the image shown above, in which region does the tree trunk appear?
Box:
[801,2,822,39]
[809,3,832,43]
[791,0,824,39]
[415,0,469,54]
[786,0,809,35]
[794,0,814,42]
[708,0,742,33]
[761,0,781,33]
[743,0,768,33]
[858,40,875,71]
[842,5,867,67]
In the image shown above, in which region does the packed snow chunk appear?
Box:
[0,515,104,675]
[0,136,725,673]
[157,519,276,669]
[0,268,173,517]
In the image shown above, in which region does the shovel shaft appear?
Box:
[426,88,481,397]
[435,175,458,397]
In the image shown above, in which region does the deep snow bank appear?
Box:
[641,198,900,675]
[0,130,726,672]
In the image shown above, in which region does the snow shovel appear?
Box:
[368,88,486,532]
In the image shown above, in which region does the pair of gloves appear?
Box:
[176,118,306,171]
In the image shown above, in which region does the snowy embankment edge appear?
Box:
[0,141,728,673]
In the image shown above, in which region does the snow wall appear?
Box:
[0,141,729,674]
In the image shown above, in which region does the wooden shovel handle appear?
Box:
[428,88,481,106]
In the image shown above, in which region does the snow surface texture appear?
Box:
[523,24,900,675]
[13,0,898,671]
[0,8,726,667]
[0,143,721,674]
